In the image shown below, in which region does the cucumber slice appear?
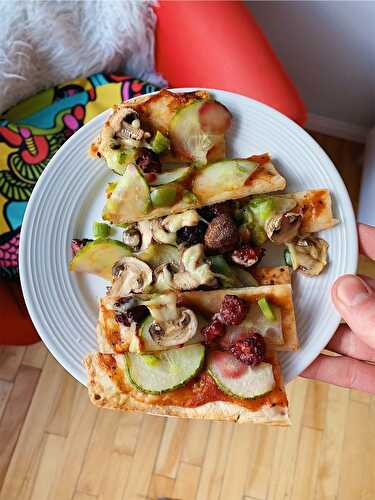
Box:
[208,351,275,399]
[192,159,258,200]
[137,243,179,268]
[68,238,132,280]
[149,166,192,186]
[102,164,151,222]
[126,344,205,394]
[104,149,138,175]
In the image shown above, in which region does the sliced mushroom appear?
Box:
[110,257,153,296]
[151,219,176,245]
[137,220,153,251]
[173,244,218,290]
[162,210,200,233]
[265,211,302,244]
[141,293,178,322]
[148,308,198,348]
[122,224,141,250]
[286,236,328,276]
[153,263,175,292]
[96,107,148,155]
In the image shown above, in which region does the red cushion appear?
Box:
[155,1,306,124]
[0,279,39,345]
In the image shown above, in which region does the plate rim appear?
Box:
[19,87,358,386]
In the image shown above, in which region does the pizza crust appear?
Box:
[84,353,290,425]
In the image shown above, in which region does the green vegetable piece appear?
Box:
[181,190,198,204]
[284,248,293,267]
[126,344,205,394]
[257,297,276,321]
[248,196,275,224]
[150,131,170,154]
[141,354,160,367]
[150,186,177,208]
[232,265,259,287]
[105,149,137,175]
[251,225,267,246]
[138,243,179,268]
[68,239,132,280]
[148,166,192,186]
[209,255,241,288]
[92,221,110,239]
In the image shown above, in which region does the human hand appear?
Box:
[302,223,375,394]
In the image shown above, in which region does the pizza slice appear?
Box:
[97,277,298,355]
[84,344,289,425]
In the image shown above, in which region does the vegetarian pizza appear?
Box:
[68,90,339,425]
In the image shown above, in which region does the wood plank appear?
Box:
[22,342,48,369]
[350,388,371,405]
[0,357,65,500]
[337,400,368,500]
[173,462,201,500]
[220,424,255,500]
[45,371,78,436]
[245,425,279,500]
[76,408,121,496]
[148,474,175,500]
[196,422,233,500]
[361,398,375,500]
[97,452,132,500]
[16,434,48,500]
[0,379,12,420]
[122,415,165,500]
[314,384,349,500]
[303,380,329,430]
[155,418,188,478]
[291,427,322,500]
[49,384,98,500]
[0,365,40,489]
[181,420,211,466]
[113,413,143,456]
[267,377,308,500]
[29,434,66,500]
[72,493,97,500]
[0,346,25,381]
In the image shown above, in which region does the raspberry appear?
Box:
[71,238,92,256]
[201,317,226,344]
[231,245,265,267]
[115,305,149,326]
[136,148,161,173]
[176,221,207,246]
[204,214,239,254]
[230,333,266,367]
[219,295,249,326]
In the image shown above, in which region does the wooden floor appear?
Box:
[1,133,374,500]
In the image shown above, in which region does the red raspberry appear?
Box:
[231,245,265,267]
[201,316,226,344]
[230,333,266,367]
[219,295,249,326]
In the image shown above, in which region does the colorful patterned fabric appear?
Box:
[0,73,159,279]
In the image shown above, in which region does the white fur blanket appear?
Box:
[0,0,165,113]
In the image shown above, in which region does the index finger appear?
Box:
[358,223,375,260]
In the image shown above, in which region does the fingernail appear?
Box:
[336,276,371,307]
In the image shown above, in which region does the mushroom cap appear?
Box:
[265,211,302,244]
[286,236,328,276]
[137,220,153,251]
[110,256,153,296]
[151,219,176,245]
[149,308,198,347]
[173,244,217,290]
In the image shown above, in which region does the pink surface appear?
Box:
[156,1,306,124]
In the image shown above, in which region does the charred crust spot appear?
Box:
[94,394,101,400]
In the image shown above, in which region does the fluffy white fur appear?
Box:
[0,0,166,113]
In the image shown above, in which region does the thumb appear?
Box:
[332,274,375,349]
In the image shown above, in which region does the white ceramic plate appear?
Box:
[19,88,358,386]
